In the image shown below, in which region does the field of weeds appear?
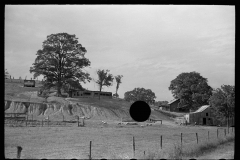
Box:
[145,132,234,159]
[4,121,234,159]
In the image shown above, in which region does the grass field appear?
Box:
[4,122,233,159]
[4,81,234,159]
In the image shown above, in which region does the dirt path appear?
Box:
[195,141,234,159]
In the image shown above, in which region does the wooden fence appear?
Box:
[6,125,234,159]
[4,113,85,127]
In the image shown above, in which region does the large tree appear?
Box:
[114,75,123,98]
[209,85,235,127]
[30,33,91,97]
[124,87,156,105]
[169,71,212,110]
[5,69,9,75]
[95,69,114,100]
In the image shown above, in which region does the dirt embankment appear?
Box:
[5,98,174,123]
[5,99,131,121]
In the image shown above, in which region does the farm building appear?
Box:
[184,105,214,125]
[69,89,112,99]
[159,104,170,111]
[184,105,234,126]
[24,80,35,87]
[168,99,189,112]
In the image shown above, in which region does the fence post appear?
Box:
[161,120,162,125]
[77,116,79,127]
[17,146,22,159]
[208,131,209,140]
[196,133,198,144]
[32,114,33,126]
[144,151,145,158]
[83,118,85,127]
[181,133,182,147]
[160,135,162,149]
[48,115,49,127]
[133,136,135,157]
[25,115,28,127]
[89,141,92,160]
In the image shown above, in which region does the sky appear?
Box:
[5,5,235,102]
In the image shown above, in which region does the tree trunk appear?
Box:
[227,106,229,128]
[57,81,62,97]
[57,87,61,97]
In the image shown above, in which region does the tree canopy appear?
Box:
[30,33,91,96]
[95,69,114,100]
[169,71,212,110]
[124,87,156,105]
[209,85,235,125]
[5,69,10,78]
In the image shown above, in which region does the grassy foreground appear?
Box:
[144,132,234,159]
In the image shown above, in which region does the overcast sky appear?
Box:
[5,5,235,101]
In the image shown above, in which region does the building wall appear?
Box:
[71,91,112,99]
[159,106,170,111]
[169,100,180,112]
[188,107,215,125]
[24,80,35,87]
[169,99,188,112]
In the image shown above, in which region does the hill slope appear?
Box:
[5,82,173,122]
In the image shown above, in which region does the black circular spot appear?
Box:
[129,101,151,122]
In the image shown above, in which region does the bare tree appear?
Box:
[114,75,123,98]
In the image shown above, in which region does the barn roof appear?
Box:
[168,99,180,105]
[192,105,210,113]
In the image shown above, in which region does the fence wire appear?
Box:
[5,118,234,159]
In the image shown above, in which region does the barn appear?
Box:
[184,105,213,125]
[184,105,234,126]
[168,99,189,112]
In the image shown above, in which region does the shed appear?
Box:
[23,80,35,87]
[70,90,112,99]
